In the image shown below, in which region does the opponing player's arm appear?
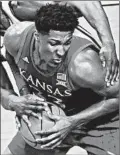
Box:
[68,47,119,126]
[8,1,54,21]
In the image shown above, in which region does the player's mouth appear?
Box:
[48,59,62,67]
[53,59,62,64]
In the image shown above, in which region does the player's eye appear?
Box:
[64,41,71,45]
[49,42,59,46]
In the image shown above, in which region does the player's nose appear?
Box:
[56,46,65,57]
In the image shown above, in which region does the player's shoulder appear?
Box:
[68,46,105,89]
[4,21,33,57]
[4,21,33,39]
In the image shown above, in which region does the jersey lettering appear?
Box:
[26,74,35,85]
[19,68,72,105]
[53,88,64,97]
[46,85,53,94]
[65,89,72,96]
[36,79,45,90]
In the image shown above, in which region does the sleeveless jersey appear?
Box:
[15,24,100,115]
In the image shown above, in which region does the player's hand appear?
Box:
[99,43,119,86]
[9,94,51,127]
[35,114,75,149]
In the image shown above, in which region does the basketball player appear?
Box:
[0,1,51,125]
[7,1,119,85]
[2,4,119,155]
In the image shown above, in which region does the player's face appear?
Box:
[38,30,73,69]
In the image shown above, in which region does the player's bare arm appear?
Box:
[68,47,119,126]
[8,1,54,21]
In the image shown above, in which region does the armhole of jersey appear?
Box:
[68,42,97,91]
[14,24,34,64]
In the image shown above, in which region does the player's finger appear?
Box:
[44,106,52,115]
[36,133,60,144]
[106,67,112,87]
[29,100,49,107]
[51,141,62,149]
[115,63,119,81]
[15,115,21,130]
[27,94,45,100]
[26,102,52,115]
[27,102,51,115]
[105,61,112,83]
[39,101,54,107]
[40,138,60,148]
[26,94,45,103]
[25,100,44,105]
[111,67,118,85]
[108,64,115,85]
[99,54,106,68]
[47,113,60,121]
[35,129,58,135]
[26,100,48,108]
[21,115,31,127]
[25,110,42,119]
[24,104,45,111]
[116,70,119,81]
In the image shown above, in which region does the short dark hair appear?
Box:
[35,3,79,33]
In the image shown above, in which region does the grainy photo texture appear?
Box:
[1,1,119,155]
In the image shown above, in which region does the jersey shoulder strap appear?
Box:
[67,35,95,62]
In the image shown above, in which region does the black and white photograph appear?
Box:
[0,1,119,155]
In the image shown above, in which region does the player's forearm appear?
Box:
[70,1,114,45]
[1,64,17,110]
[9,1,54,21]
[0,66,28,111]
[1,88,17,111]
[70,97,119,127]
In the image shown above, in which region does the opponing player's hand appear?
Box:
[35,114,75,149]
[99,43,119,86]
[8,94,51,128]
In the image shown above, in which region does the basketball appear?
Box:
[19,103,65,149]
